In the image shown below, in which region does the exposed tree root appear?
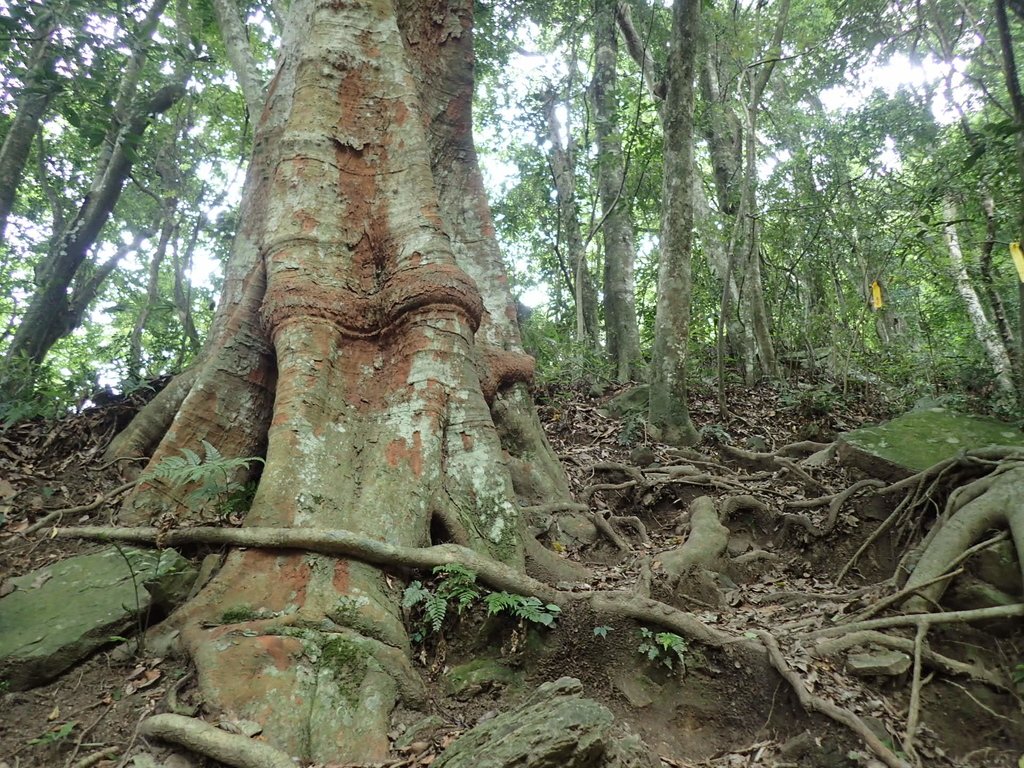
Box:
[51,523,739,647]
[802,603,1024,638]
[902,623,928,766]
[810,630,1006,689]
[139,714,295,768]
[838,448,1024,582]
[754,631,911,768]
[654,496,728,582]
[901,464,1024,612]
[719,440,833,469]
[50,523,966,765]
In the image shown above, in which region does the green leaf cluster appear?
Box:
[138,439,263,511]
[402,564,561,642]
[637,627,688,671]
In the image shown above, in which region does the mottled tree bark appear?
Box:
[649,0,700,446]
[111,1,573,762]
[593,0,642,382]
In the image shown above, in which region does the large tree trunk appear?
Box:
[648,0,700,446]
[593,0,642,383]
[111,1,572,762]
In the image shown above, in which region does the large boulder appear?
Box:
[434,677,657,768]
[0,546,195,689]
[838,407,1024,480]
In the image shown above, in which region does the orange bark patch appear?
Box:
[475,346,535,402]
[239,550,311,609]
[385,431,423,476]
[294,210,318,233]
[257,635,295,671]
[332,559,350,592]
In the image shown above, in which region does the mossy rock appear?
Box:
[0,546,192,690]
[443,657,519,697]
[604,385,649,419]
[837,407,1024,480]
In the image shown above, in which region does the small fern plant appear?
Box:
[402,564,561,642]
[402,564,482,641]
[637,627,688,671]
[484,592,561,627]
[139,440,263,512]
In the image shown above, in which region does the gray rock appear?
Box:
[442,658,518,698]
[0,546,192,689]
[847,650,912,677]
[434,677,657,768]
[557,513,599,545]
[605,385,649,419]
[613,671,660,708]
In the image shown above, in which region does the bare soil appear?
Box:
[2,377,1022,768]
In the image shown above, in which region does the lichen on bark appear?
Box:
[107,0,574,763]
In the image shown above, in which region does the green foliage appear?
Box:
[0,354,94,427]
[402,563,483,640]
[483,592,561,627]
[138,440,263,512]
[1013,663,1024,686]
[28,721,77,746]
[402,564,560,642]
[592,625,612,638]
[637,627,688,671]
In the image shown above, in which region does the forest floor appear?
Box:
[1,375,1022,768]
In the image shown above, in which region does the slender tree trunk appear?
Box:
[1,0,185,379]
[542,94,600,350]
[0,8,61,246]
[979,191,1017,372]
[111,3,572,762]
[649,0,700,446]
[593,0,642,382]
[942,198,1017,399]
[128,206,177,380]
[995,0,1024,396]
[209,0,268,119]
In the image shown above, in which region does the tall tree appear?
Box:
[592,0,642,381]
[648,0,700,445]
[0,3,63,246]
[108,1,576,761]
[0,0,187,386]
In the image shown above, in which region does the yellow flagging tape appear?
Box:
[1011,242,1024,283]
[870,280,884,309]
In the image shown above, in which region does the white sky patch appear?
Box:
[820,52,966,125]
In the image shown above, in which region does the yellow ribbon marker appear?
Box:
[1011,242,1024,283]
[870,280,884,310]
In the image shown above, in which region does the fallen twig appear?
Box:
[19,481,135,537]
